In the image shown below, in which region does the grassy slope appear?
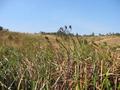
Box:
[0,31,120,90]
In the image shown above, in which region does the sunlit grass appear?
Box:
[0,31,120,90]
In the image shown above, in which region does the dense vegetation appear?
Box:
[0,30,120,90]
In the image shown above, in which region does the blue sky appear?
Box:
[0,0,120,34]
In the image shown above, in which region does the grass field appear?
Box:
[0,30,120,90]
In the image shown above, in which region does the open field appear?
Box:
[0,31,120,90]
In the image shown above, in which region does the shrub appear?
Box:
[0,26,3,31]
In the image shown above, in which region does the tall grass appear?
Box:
[0,31,120,90]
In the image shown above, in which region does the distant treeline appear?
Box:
[39,25,120,36]
[0,26,9,32]
[40,25,74,36]
[40,31,120,37]
[39,31,74,36]
[1,25,120,36]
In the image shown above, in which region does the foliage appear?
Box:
[0,26,3,31]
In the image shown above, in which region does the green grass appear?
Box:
[0,31,120,90]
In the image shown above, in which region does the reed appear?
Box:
[0,31,120,90]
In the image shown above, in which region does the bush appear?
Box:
[0,26,3,31]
